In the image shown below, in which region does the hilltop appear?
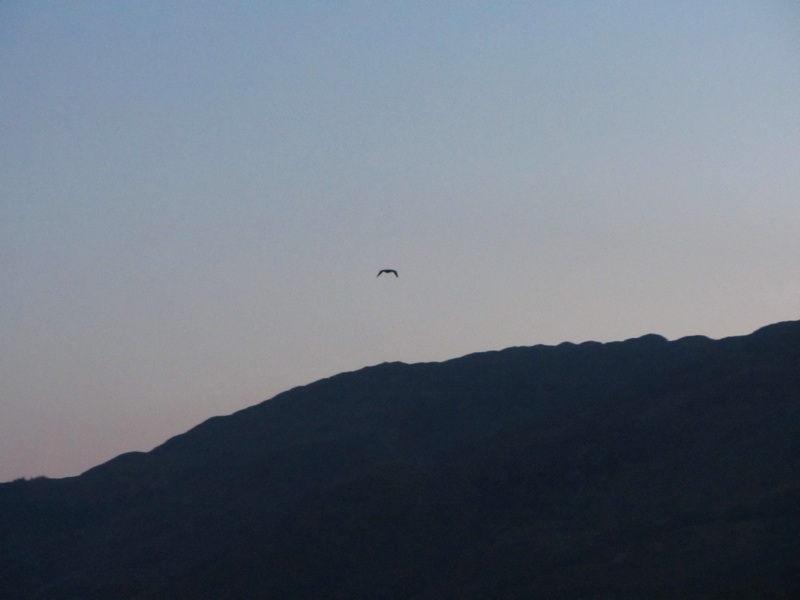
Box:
[2,321,799,598]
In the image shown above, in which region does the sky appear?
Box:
[2,1,799,481]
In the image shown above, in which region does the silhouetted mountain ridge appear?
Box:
[2,321,799,598]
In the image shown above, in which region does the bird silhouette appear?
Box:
[377,269,398,277]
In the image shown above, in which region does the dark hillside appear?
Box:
[2,321,800,598]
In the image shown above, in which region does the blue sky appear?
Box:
[2,1,799,480]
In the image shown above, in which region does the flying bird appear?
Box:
[377,269,398,277]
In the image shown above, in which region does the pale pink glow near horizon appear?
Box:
[1,2,799,481]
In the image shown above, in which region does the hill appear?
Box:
[2,321,800,598]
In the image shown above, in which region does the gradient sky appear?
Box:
[2,1,799,481]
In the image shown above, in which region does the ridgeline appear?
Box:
[2,321,799,598]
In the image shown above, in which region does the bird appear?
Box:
[377,269,398,277]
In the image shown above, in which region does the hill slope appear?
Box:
[2,322,800,598]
